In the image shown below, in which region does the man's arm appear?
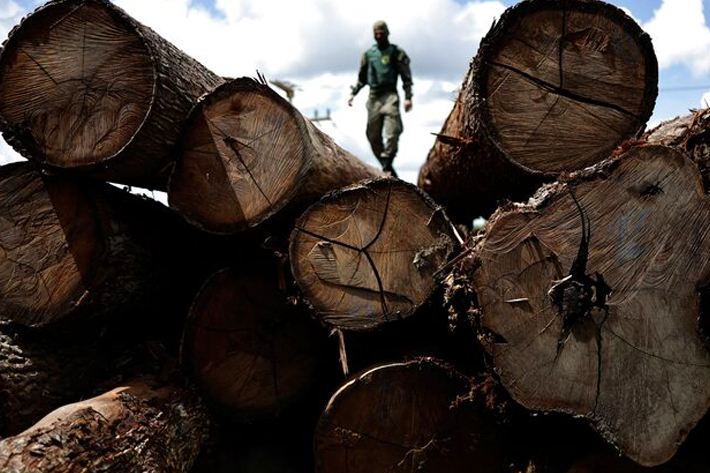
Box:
[348,52,369,106]
[395,48,413,112]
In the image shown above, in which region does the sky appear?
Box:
[1,0,710,186]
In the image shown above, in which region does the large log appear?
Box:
[289,178,459,331]
[181,264,330,421]
[0,161,189,328]
[0,0,223,189]
[468,145,710,466]
[0,320,152,436]
[418,0,657,224]
[168,77,379,233]
[314,358,505,473]
[0,378,209,473]
[645,108,710,189]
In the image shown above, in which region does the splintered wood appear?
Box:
[471,145,710,466]
[289,179,458,331]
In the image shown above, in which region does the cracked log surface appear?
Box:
[0,0,223,189]
[169,77,379,233]
[314,358,504,473]
[289,178,458,331]
[181,266,327,421]
[0,162,178,327]
[0,378,209,473]
[418,0,657,224]
[470,145,710,466]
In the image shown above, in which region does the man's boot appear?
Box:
[379,156,397,178]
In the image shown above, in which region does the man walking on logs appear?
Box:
[348,20,413,177]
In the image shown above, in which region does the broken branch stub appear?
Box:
[314,358,505,473]
[0,0,223,189]
[418,0,657,223]
[471,145,710,466]
[289,178,459,331]
[169,77,379,233]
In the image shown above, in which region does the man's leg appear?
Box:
[381,92,403,176]
[366,97,385,162]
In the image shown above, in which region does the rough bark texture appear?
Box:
[289,178,459,331]
[0,0,223,189]
[645,108,710,191]
[181,265,328,421]
[0,162,184,327]
[314,358,504,473]
[418,0,657,224]
[469,145,710,466]
[0,379,209,473]
[169,77,380,233]
[0,320,153,437]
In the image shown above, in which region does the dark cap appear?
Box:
[373,20,389,35]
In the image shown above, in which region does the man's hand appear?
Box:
[404,99,412,112]
[347,95,355,107]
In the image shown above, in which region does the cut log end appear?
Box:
[181,267,323,420]
[169,78,308,233]
[0,163,101,327]
[478,0,657,174]
[289,179,458,331]
[0,0,154,167]
[314,358,505,473]
[472,145,710,466]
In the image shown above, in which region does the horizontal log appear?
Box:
[0,378,209,473]
[169,77,379,233]
[0,0,223,188]
[419,0,657,223]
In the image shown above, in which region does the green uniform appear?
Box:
[351,43,412,172]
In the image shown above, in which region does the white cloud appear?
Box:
[643,0,710,75]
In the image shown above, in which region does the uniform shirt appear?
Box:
[351,43,413,100]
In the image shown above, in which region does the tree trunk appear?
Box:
[0,378,209,473]
[0,0,223,189]
[289,178,459,332]
[418,0,657,224]
[181,264,330,421]
[0,320,155,437]
[0,162,185,328]
[468,145,710,466]
[314,358,505,473]
[644,107,710,191]
[168,77,380,234]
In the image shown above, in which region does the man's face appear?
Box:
[374,28,388,45]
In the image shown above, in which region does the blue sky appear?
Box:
[1,0,709,184]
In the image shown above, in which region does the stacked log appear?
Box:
[0,0,709,472]
[168,77,380,233]
[418,0,658,224]
[0,0,224,189]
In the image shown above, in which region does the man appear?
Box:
[348,20,412,177]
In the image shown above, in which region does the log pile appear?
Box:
[0,0,709,472]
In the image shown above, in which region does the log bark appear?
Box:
[168,77,380,233]
[289,178,459,331]
[0,378,209,473]
[645,108,710,191]
[418,0,657,224]
[468,145,710,466]
[0,162,185,328]
[0,0,223,189]
[0,320,155,436]
[314,358,505,473]
[181,265,329,421]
